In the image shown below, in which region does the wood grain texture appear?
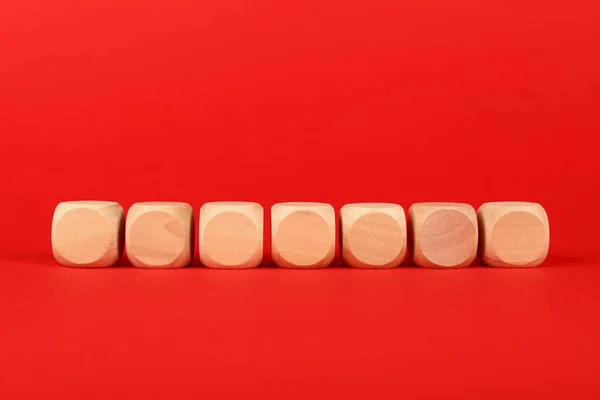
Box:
[51,201,124,267]
[478,202,549,267]
[341,203,406,268]
[409,202,478,268]
[199,202,263,269]
[271,202,335,269]
[125,202,193,268]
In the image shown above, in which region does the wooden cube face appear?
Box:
[478,202,549,267]
[126,202,193,268]
[341,203,406,268]
[52,201,124,267]
[199,202,263,269]
[409,202,478,268]
[271,202,335,268]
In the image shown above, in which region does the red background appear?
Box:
[1,0,599,398]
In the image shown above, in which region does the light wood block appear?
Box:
[409,202,478,268]
[341,203,406,268]
[52,201,124,267]
[478,202,549,267]
[126,202,193,268]
[271,202,335,268]
[199,202,263,269]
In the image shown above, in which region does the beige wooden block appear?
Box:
[341,203,406,268]
[478,202,549,267]
[409,202,478,268]
[126,202,193,268]
[52,201,124,267]
[199,202,263,269]
[271,202,335,268]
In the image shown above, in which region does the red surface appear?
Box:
[1,0,599,398]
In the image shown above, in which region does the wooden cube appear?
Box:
[409,202,478,268]
[126,202,193,268]
[478,202,549,267]
[271,202,335,268]
[52,201,124,267]
[199,202,263,269]
[340,203,407,268]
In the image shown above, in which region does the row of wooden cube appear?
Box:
[51,201,549,268]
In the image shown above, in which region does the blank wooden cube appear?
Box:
[478,202,549,267]
[199,202,263,269]
[52,201,124,267]
[126,202,193,268]
[341,203,406,268]
[409,202,478,268]
[271,202,335,268]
